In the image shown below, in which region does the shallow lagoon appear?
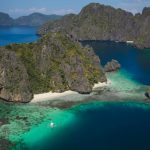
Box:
[1,100,150,150]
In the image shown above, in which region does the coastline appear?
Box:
[0,70,149,149]
[30,80,110,103]
[30,70,148,108]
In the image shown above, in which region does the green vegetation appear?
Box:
[4,31,105,95]
[5,43,52,93]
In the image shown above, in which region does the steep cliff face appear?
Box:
[0,48,33,102]
[0,31,106,102]
[135,7,150,48]
[38,3,150,49]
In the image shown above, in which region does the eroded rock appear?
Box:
[0,48,33,102]
[104,59,121,72]
[145,87,150,99]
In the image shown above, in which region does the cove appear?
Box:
[81,40,150,85]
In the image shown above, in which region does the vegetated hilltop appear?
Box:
[0,31,106,102]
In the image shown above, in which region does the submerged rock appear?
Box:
[0,118,8,126]
[0,139,13,150]
[104,59,121,72]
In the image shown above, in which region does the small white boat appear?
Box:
[50,121,55,128]
[126,41,134,44]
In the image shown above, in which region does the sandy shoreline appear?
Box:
[30,80,111,103]
[30,70,148,106]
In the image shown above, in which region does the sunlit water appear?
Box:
[0,27,150,150]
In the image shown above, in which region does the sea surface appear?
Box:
[0,26,39,46]
[0,27,150,150]
[82,40,150,85]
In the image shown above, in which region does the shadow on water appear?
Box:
[81,40,150,85]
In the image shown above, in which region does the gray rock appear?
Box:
[104,59,121,72]
[0,48,33,102]
[38,3,150,49]
[0,32,106,102]
[145,87,150,99]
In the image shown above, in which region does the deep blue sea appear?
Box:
[82,40,150,85]
[1,27,150,150]
[38,102,150,150]
[0,26,39,46]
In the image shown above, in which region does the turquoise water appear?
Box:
[1,101,150,150]
[0,27,150,150]
[0,102,77,149]
[82,40,150,85]
[35,102,150,150]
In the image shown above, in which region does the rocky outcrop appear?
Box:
[0,31,106,102]
[0,12,61,26]
[145,87,150,99]
[14,13,62,26]
[104,59,121,72]
[0,48,33,102]
[134,7,150,48]
[38,3,150,49]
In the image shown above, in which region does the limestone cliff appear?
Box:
[0,31,106,102]
[0,48,33,102]
[38,3,150,49]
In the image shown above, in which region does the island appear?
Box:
[0,31,106,102]
[38,3,150,49]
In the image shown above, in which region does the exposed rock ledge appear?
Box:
[104,59,121,72]
[0,48,33,103]
[145,87,150,99]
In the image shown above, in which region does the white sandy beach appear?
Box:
[30,72,147,104]
[93,79,111,89]
[30,80,111,103]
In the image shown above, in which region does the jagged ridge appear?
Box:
[38,3,150,49]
